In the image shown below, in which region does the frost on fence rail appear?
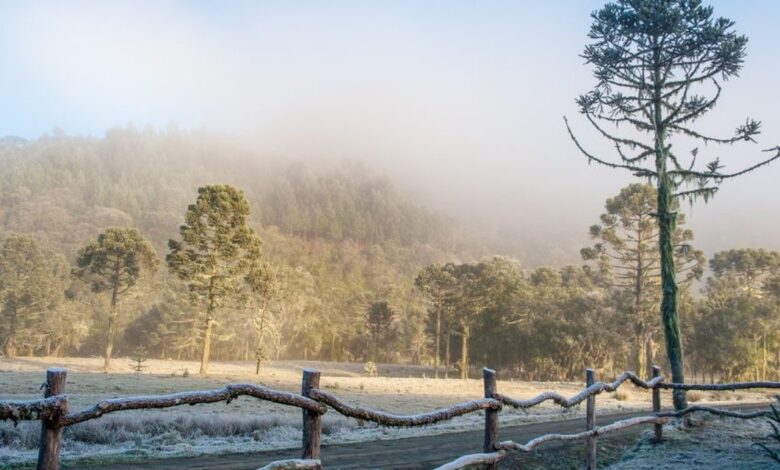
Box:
[495,371,665,409]
[434,415,670,470]
[433,401,778,470]
[256,459,322,470]
[309,388,502,427]
[433,451,506,470]
[658,405,771,419]
[0,396,66,423]
[658,380,780,391]
[61,384,327,426]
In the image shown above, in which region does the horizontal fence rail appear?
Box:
[1,367,779,470]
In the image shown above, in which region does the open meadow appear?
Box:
[1,357,773,468]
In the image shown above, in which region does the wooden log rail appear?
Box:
[1,367,780,469]
[62,383,326,426]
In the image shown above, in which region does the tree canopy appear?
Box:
[75,227,159,369]
[167,185,263,374]
[567,0,780,410]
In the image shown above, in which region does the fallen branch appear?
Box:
[433,451,506,470]
[309,389,501,427]
[0,396,67,424]
[61,384,326,426]
[498,415,670,452]
[496,371,665,409]
[657,405,771,419]
[256,459,322,470]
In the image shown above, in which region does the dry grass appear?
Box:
[612,390,630,401]
[688,391,705,402]
[0,357,772,467]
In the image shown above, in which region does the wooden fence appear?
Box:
[1,366,779,470]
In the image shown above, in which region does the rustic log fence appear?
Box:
[1,366,779,470]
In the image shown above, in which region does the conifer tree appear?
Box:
[167,185,262,375]
[0,235,57,357]
[567,0,780,409]
[365,301,396,362]
[582,183,704,377]
[75,227,159,370]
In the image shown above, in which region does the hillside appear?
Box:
[0,127,468,361]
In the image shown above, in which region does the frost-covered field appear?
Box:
[0,357,772,467]
[607,415,779,469]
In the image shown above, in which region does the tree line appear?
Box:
[2,175,778,382]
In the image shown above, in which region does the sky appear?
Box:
[1,0,779,265]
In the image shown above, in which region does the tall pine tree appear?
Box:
[75,227,159,370]
[566,0,780,409]
[167,185,262,375]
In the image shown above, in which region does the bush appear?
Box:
[687,391,704,402]
[612,390,629,401]
[754,396,780,463]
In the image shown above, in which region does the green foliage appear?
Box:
[689,249,780,381]
[167,185,263,374]
[582,184,704,377]
[74,227,159,369]
[364,301,396,362]
[129,347,149,374]
[0,235,63,357]
[75,227,160,296]
[569,0,780,410]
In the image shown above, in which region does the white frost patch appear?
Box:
[607,416,778,469]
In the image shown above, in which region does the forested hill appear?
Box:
[0,127,456,255]
[0,127,470,361]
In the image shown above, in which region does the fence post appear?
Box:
[483,368,499,469]
[301,369,322,463]
[652,365,663,442]
[585,368,596,470]
[37,368,67,470]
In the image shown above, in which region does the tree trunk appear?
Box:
[461,323,470,380]
[654,43,686,410]
[199,317,214,375]
[444,329,451,379]
[104,288,118,371]
[434,308,441,379]
[4,299,17,358]
[762,329,767,381]
[633,327,646,377]
[645,335,657,379]
[658,170,686,410]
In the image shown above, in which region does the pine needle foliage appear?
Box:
[567,0,780,410]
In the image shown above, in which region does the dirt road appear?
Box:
[79,403,767,470]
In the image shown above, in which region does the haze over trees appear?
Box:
[0,127,778,383]
[566,0,780,409]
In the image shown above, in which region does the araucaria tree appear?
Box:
[567,0,780,409]
[167,185,262,375]
[75,228,159,370]
[581,183,704,377]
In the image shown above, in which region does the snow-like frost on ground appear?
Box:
[607,415,778,469]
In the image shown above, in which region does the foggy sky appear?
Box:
[2,0,779,265]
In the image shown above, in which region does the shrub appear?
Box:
[687,391,704,403]
[754,396,780,463]
[612,390,629,401]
